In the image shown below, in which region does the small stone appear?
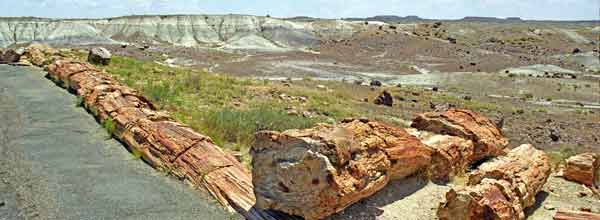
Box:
[370,80,382,87]
[544,204,555,210]
[317,85,327,90]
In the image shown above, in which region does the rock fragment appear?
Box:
[373,90,393,106]
[88,47,112,65]
[252,119,433,220]
[557,153,599,188]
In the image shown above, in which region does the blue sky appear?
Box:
[0,0,598,20]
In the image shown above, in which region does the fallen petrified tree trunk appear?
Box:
[554,209,600,220]
[409,130,475,183]
[251,118,433,220]
[438,144,551,220]
[41,57,279,220]
[557,153,599,188]
[409,108,508,183]
[411,108,508,162]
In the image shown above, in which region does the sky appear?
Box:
[0,0,598,20]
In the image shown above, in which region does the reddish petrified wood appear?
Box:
[438,144,551,220]
[252,118,433,220]
[43,58,279,220]
[558,153,599,188]
[554,209,600,220]
[411,108,508,162]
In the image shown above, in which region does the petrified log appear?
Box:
[409,129,475,183]
[554,209,600,220]
[44,58,278,220]
[438,144,551,220]
[411,108,508,162]
[557,153,599,188]
[251,118,433,220]
[438,178,524,220]
[468,144,551,208]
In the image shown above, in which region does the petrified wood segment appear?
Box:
[42,58,277,220]
[411,108,508,161]
[558,153,599,188]
[438,144,551,220]
[553,209,600,220]
[410,129,475,183]
[251,119,433,220]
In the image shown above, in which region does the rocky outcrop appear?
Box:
[20,49,278,220]
[0,15,366,50]
[411,108,508,162]
[251,118,433,220]
[557,153,599,188]
[438,144,551,220]
[88,47,111,65]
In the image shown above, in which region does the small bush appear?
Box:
[199,105,319,149]
[513,108,525,115]
[102,118,116,137]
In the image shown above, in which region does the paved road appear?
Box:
[0,65,239,220]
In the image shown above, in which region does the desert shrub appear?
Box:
[547,146,576,169]
[199,105,319,149]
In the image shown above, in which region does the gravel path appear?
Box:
[0,65,239,220]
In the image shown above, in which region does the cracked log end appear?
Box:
[251,119,433,220]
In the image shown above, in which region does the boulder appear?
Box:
[557,153,599,188]
[370,80,382,87]
[411,108,508,162]
[0,48,25,63]
[373,90,393,106]
[438,144,551,220]
[88,47,112,65]
[251,118,433,220]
